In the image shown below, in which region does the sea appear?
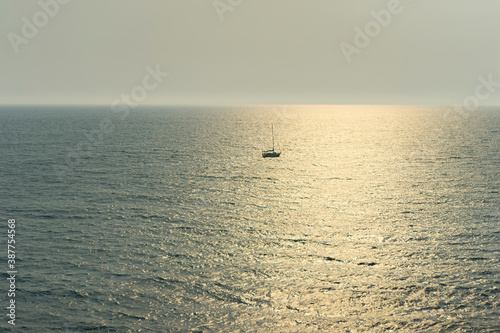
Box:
[0,105,499,332]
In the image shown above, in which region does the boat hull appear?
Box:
[262,151,281,158]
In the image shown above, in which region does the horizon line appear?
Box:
[2,103,499,108]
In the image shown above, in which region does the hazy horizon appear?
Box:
[2,1,500,106]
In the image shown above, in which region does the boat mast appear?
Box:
[272,123,274,151]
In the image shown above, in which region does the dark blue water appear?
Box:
[1,105,499,332]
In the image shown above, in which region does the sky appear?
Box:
[1,0,500,106]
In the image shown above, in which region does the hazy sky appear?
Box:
[1,0,500,105]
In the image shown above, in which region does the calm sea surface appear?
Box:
[0,105,499,332]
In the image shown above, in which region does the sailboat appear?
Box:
[262,123,281,158]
